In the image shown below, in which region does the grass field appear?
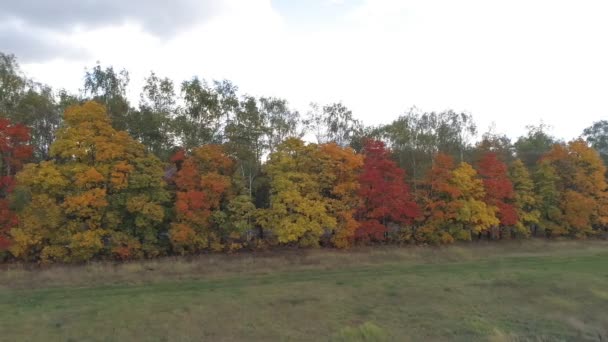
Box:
[1,240,607,341]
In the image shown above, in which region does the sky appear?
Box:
[3,0,608,140]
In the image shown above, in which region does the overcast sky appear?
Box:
[3,0,608,140]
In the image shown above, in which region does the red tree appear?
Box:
[0,118,33,250]
[477,152,518,228]
[355,139,419,241]
[169,145,235,253]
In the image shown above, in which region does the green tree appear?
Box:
[260,97,302,153]
[378,109,477,184]
[225,96,267,199]
[83,63,131,131]
[0,52,64,161]
[582,120,608,164]
[0,53,26,116]
[177,78,239,149]
[533,160,564,236]
[514,123,556,168]
[509,159,540,236]
[305,102,362,147]
[131,72,178,160]
[475,126,513,164]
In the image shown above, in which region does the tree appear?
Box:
[260,97,302,153]
[176,77,218,148]
[257,138,336,247]
[417,153,459,243]
[305,102,362,147]
[83,63,131,131]
[477,152,518,238]
[582,120,608,165]
[509,159,540,236]
[225,96,267,199]
[514,123,556,168]
[475,126,513,164]
[258,140,362,248]
[14,85,63,160]
[169,144,251,253]
[533,160,564,236]
[177,78,239,149]
[0,52,64,161]
[131,72,178,160]
[378,109,477,184]
[0,118,32,251]
[419,154,499,243]
[0,53,25,115]
[449,162,500,239]
[355,139,419,242]
[318,143,363,247]
[10,102,169,262]
[542,140,608,236]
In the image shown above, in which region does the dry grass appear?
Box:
[1,239,607,341]
[2,239,604,290]
[0,239,608,289]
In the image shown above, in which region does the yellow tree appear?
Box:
[450,162,500,240]
[419,156,499,243]
[257,138,336,247]
[10,101,169,262]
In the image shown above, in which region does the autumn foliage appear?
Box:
[169,144,253,253]
[9,102,169,262]
[541,140,608,237]
[419,154,500,243]
[355,140,419,242]
[3,100,608,263]
[0,118,32,250]
[254,139,366,248]
[477,152,518,238]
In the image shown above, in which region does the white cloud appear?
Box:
[19,0,608,140]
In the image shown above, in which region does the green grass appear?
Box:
[1,240,607,341]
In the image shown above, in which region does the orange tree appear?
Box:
[542,140,608,237]
[417,153,460,244]
[169,145,255,253]
[317,143,363,247]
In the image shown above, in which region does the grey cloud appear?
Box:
[0,25,89,62]
[0,0,222,37]
[0,0,223,62]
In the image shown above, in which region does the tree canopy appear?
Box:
[2,50,608,262]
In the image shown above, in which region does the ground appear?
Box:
[1,240,607,341]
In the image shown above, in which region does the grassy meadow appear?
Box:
[1,240,607,341]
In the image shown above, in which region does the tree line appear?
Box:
[1,51,608,262]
